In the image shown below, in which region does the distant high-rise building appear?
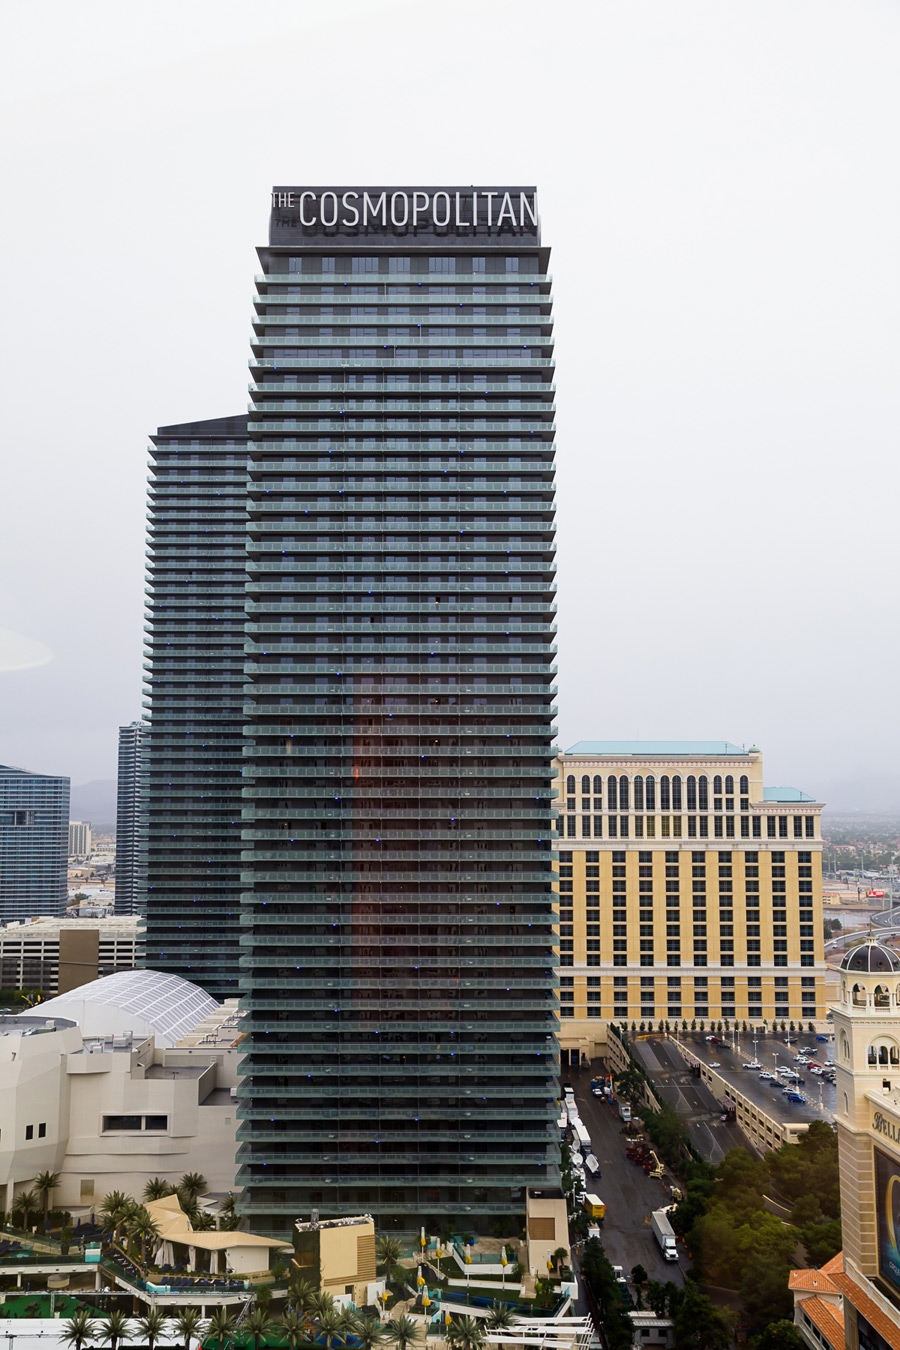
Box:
[68,821,92,858]
[0,765,69,921]
[115,721,147,918]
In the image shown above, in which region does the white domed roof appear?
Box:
[37,969,219,1047]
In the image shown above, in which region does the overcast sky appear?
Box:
[1,0,899,811]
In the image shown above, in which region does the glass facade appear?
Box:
[141,415,249,997]
[237,186,560,1233]
[114,720,146,917]
[0,764,69,922]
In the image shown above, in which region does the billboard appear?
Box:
[875,1147,900,1298]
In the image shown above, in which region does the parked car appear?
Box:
[709,1062,721,1068]
[759,1071,774,1080]
[817,1034,830,1042]
[705,1035,719,1043]
[744,1060,762,1069]
[787,1093,805,1103]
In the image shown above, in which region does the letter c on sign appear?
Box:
[299,192,317,227]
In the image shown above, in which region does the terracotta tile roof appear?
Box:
[820,1252,845,1277]
[797,1295,845,1349]
[790,1267,840,1294]
[831,1267,900,1350]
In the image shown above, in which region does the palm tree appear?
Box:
[99,1308,132,1350]
[352,1314,385,1350]
[128,1206,161,1269]
[100,1192,132,1245]
[485,1301,512,1333]
[338,1310,359,1344]
[35,1170,61,1228]
[178,1172,208,1205]
[485,1304,515,1332]
[317,1310,346,1350]
[207,1308,236,1350]
[136,1308,168,1350]
[245,1307,271,1350]
[143,1177,173,1202]
[446,1317,485,1350]
[307,1291,336,1322]
[12,1188,40,1230]
[550,1247,568,1275]
[61,1310,98,1350]
[289,1273,316,1313]
[218,1194,241,1231]
[376,1236,405,1283]
[387,1315,422,1350]
[174,1309,206,1350]
[280,1309,305,1350]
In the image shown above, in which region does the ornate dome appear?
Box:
[840,941,900,974]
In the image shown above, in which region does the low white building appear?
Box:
[0,969,242,1214]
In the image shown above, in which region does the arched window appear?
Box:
[619,776,630,810]
[672,775,682,809]
[660,776,670,810]
[593,775,603,796]
[633,775,644,811]
[607,775,618,811]
[566,775,575,793]
[581,775,591,794]
[852,983,867,1007]
[713,775,723,794]
[645,776,656,810]
[686,776,697,810]
[875,985,891,1009]
[869,1036,900,1066]
[740,775,749,794]
[698,777,709,810]
[725,775,734,794]
[840,1030,850,1061]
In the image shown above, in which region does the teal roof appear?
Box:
[763,786,816,803]
[566,740,747,756]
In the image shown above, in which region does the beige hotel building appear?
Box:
[552,741,826,1064]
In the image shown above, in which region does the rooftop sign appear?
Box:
[269,186,539,248]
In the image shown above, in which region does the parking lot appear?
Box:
[566,1067,688,1288]
[677,1030,836,1125]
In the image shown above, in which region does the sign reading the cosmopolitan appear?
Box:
[269,185,539,247]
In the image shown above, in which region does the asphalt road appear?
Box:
[568,1065,688,1288]
[627,1037,736,1163]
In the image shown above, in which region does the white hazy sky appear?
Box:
[1,0,899,810]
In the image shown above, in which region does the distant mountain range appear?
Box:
[70,779,117,829]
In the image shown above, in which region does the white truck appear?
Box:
[574,1121,592,1154]
[651,1208,678,1262]
[618,1100,632,1123]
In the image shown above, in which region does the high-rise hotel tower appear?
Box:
[144,187,560,1233]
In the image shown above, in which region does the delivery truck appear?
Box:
[651,1208,678,1261]
[583,1194,606,1220]
[618,1100,632,1123]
